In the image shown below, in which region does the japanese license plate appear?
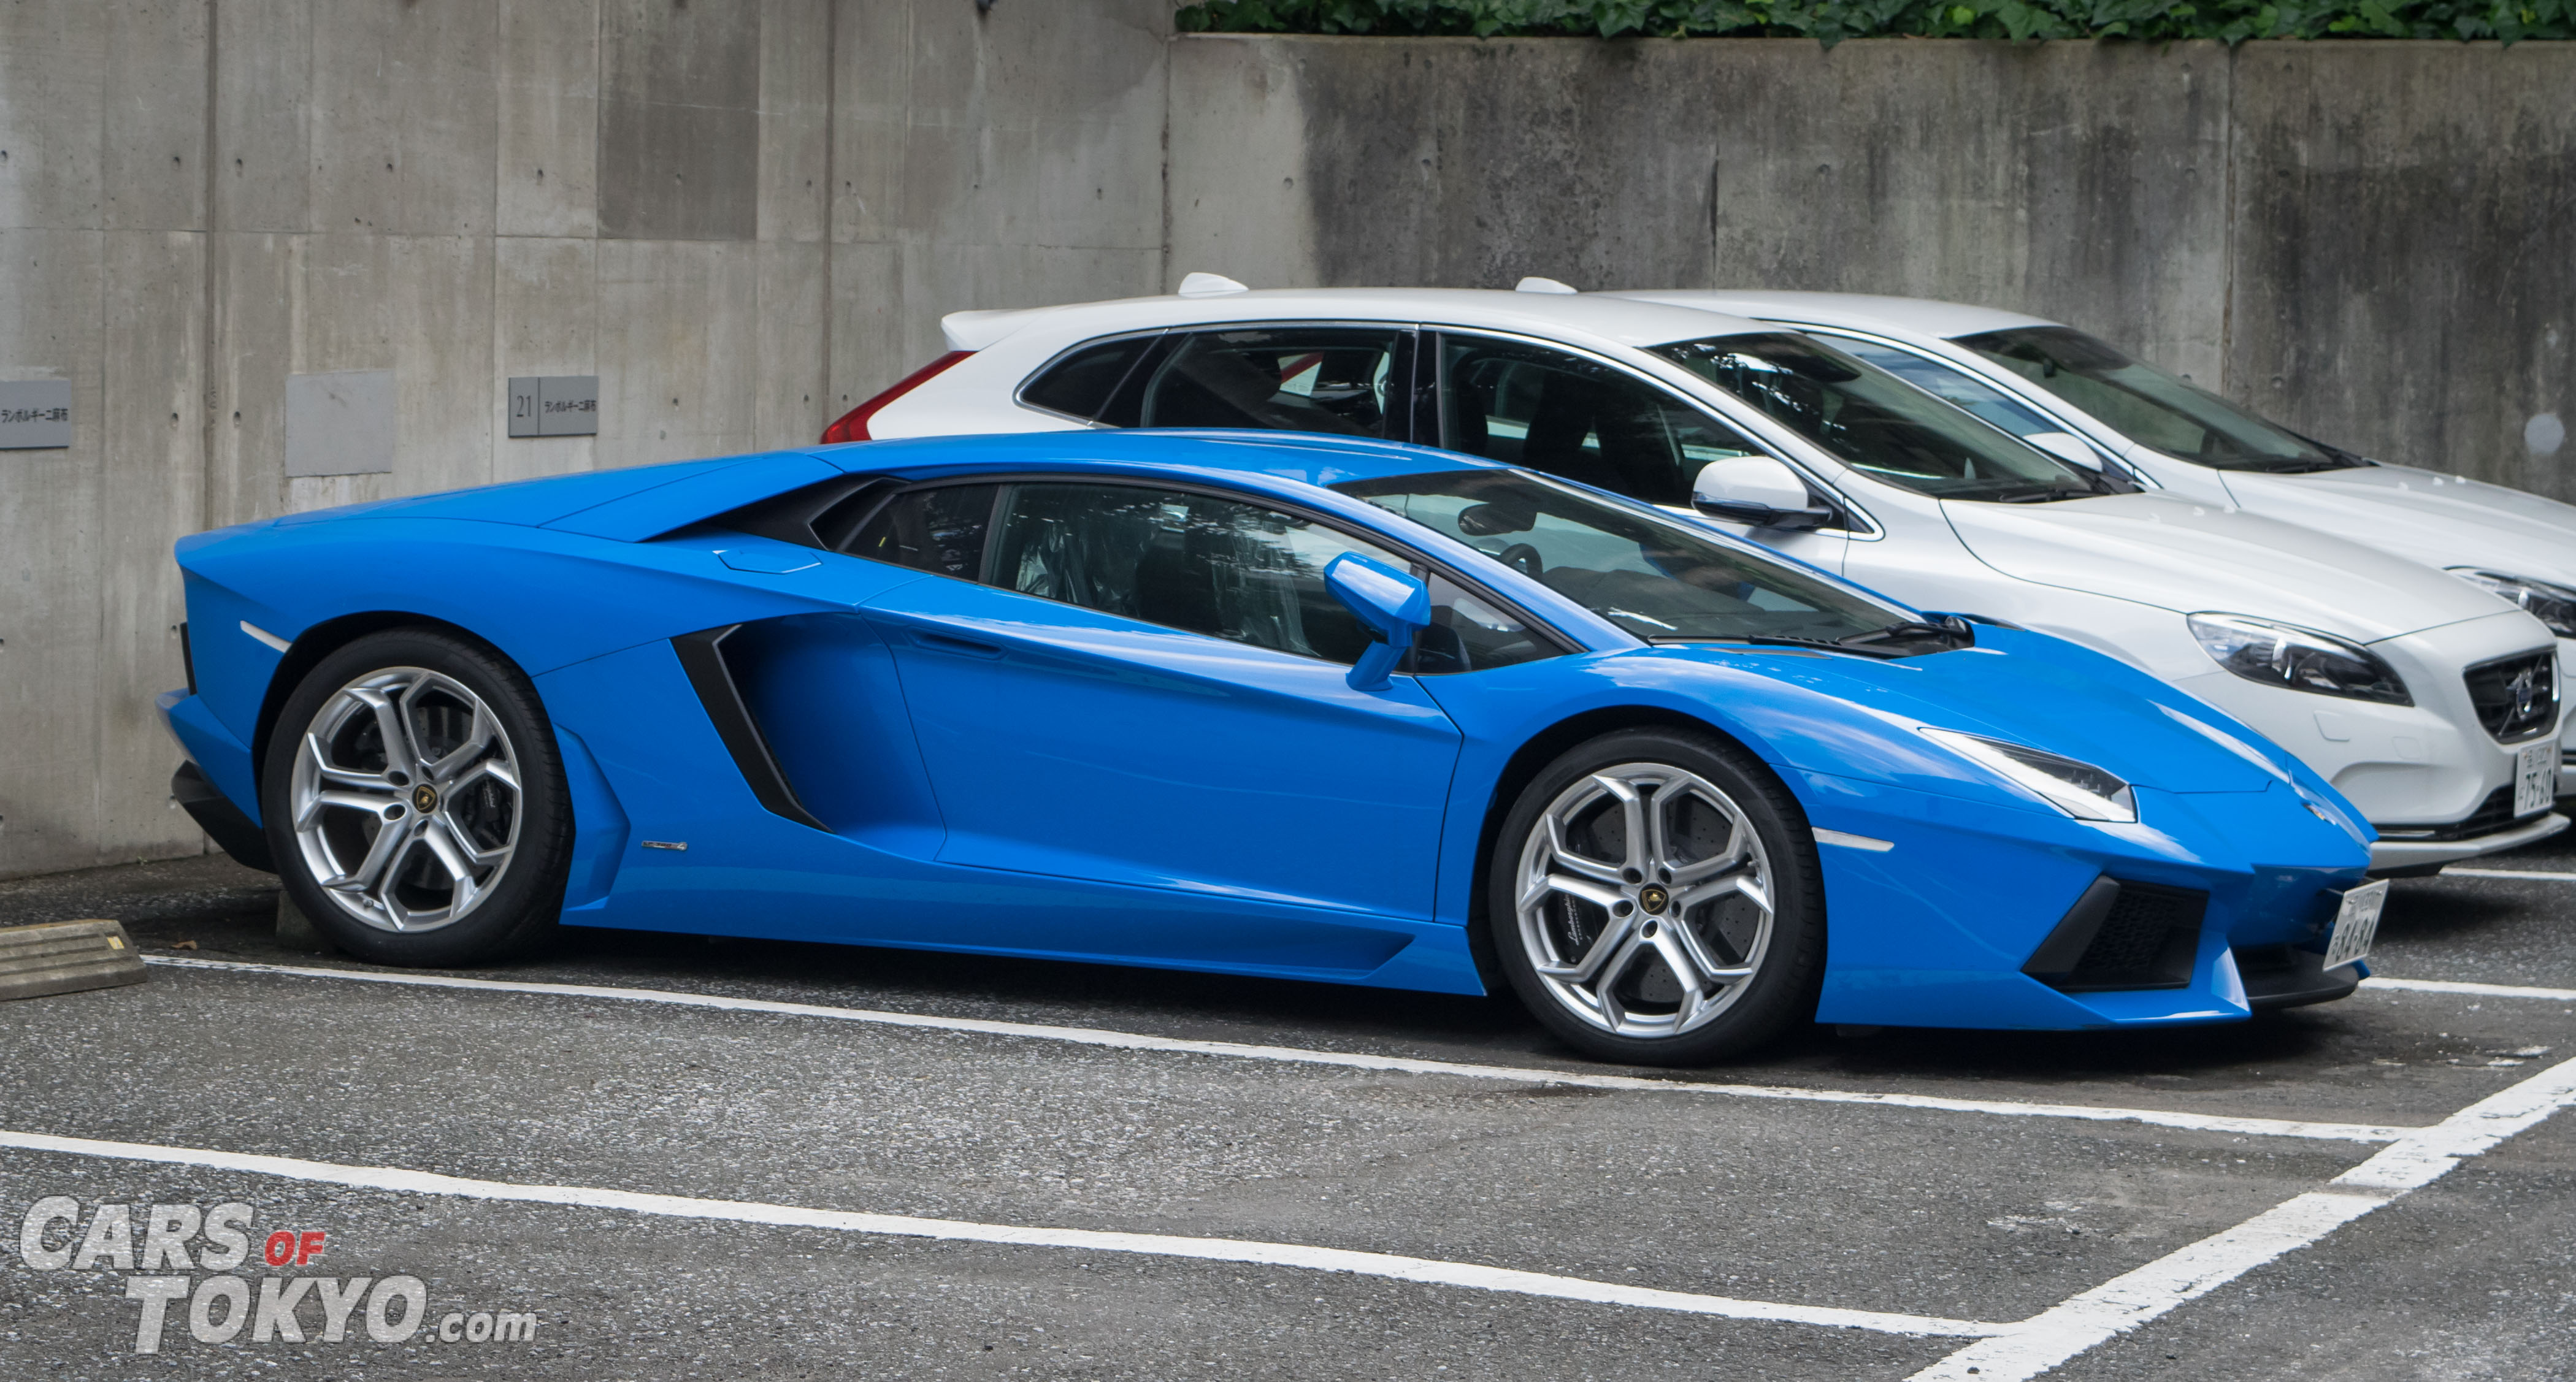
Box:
[2515,740,2558,819]
[2322,879,2387,972]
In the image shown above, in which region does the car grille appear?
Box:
[2464,649,2558,744]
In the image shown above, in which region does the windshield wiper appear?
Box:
[1650,634,1907,659]
[1837,618,1975,652]
[1993,484,2096,503]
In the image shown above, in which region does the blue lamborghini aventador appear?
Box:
[159,430,2381,1063]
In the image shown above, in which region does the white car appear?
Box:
[838,280,2566,870]
[1616,289,2576,788]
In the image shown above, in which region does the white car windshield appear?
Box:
[1650,334,2115,503]
[1955,326,2364,474]
[1335,469,1965,655]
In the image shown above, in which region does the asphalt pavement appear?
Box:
[1,834,2572,1381]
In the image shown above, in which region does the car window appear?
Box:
[847,484,999,579]
[1340,470,1924,649]
[1438,334,1760,506]
[989,483,1408,665]
[1955,326,2359,473]
[1652,333,2109,503]
[1823,336,2062,439]
[1019,335,1159,422]
[1133,328,1410,440]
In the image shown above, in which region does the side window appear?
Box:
[1019,335,1159,422]
[1438,334,1760,506]
[991,483,1400,663]
[1410,573,1552,675]
[1826,337,2061,438]
[1134,329,1412,440]
[847,484,999,579]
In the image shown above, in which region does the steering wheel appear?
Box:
[1495,543,1545,578]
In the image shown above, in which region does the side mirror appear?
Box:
[1324,552,1432,692]
[1691,457,1831,531]
[2023,430,2103,471]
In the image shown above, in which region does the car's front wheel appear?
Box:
[1489,728,1824,1065]
[262,628,569,966]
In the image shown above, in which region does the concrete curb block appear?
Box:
[0,919,148,1001]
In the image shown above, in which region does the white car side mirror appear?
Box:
[2023,430,2103,470]
[1692,457,1831,531]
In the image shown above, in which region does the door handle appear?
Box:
[912,631,1004,659]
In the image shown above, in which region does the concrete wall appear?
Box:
[1168,35,2576,497]
[0,0,1170,878]
[6,18,2572,876]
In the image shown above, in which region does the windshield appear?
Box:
[1650,334,2112,503]
[1333,470,1953,652]
[1955,326,2361,473]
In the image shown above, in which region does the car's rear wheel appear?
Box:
[262,628,569,966]
[1489,728,1824,1065]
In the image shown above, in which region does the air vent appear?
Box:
[2023,877,2207,993]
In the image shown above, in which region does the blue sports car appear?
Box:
[161,430,2382,1063]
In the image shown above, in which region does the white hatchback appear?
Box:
[1619,291,2576,798]
[842,281,2566,871]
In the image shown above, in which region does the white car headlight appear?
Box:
[2187,613,2412,706]
[2448,568,2576,639]
[1919,727,2138,822]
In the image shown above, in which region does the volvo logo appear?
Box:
[411,783,439,814]
[1637,885,1670,915]
[2508,666,2544,723]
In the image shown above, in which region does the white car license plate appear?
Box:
[2515,741,2558,819]
[2322,879,2388,972]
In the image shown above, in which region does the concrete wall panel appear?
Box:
[2229,42,2576,497]
[100,1,210,234]
[497,0,600,239]
[0,2,104,231]
[597,239,762,466]
[204,231,297,529]
[309,1,500,238]
[598,0,761,242]
[758,0,832,245]
[212,0,310,235]
[493,235,600,482]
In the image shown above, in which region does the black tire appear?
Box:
[261,627,569,966]
[1487,727,1825,1066]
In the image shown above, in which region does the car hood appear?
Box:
[1623,628,2285,796]
[2221,464,2576,589]
[1939,492,2510,641]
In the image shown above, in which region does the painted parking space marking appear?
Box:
[2440,867,2576,882]
[1908,1053,2576,1381]
[2363,975,2576,1002]
[0,1128,2006,1339]
[142,956,2412,1144]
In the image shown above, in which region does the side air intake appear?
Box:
[2022,877,2207,992]
[672,625,827,831]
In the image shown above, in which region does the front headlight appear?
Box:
[2187,613,2412,706]
[2448,569,2576,638]
[1919,727,2138,822]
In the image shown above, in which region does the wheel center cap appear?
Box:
[411,783,439,813]
[1637,885,1669,915]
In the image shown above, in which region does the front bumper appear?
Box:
[2369,809,2568,871]
[1797,770,2372,1030]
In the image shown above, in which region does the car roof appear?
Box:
[1601,290,2060,342]
[940,287,1776,354]
[843,427,1499,491]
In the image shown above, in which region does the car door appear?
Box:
[853,477,1464,929]
[1428,331,1851,575]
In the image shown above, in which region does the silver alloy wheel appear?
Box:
[1514,763,1776,1039]
[288,667,521,933]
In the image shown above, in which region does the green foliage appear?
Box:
[1173,0,2576,45]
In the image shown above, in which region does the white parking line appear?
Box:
[0,1128,2005,1338]
[2440,867,2576,882]
[142,955,2412,1144]
[2363,975,2576,1002]
[1909,1053,2576,1381]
